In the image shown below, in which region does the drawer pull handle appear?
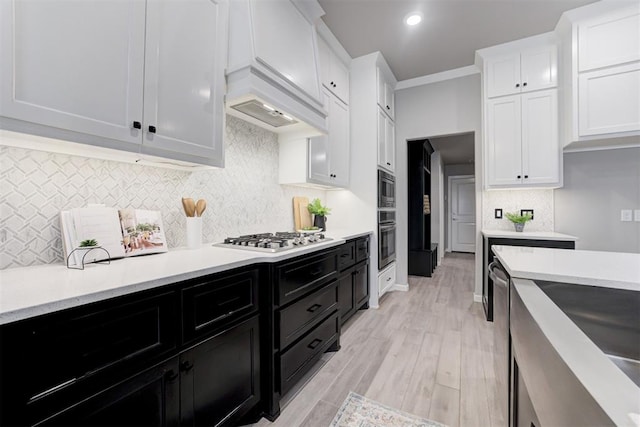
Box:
[386,277,392,282]
[307,303,322,313]
[164,369,179,382]
[307,338,323,350]
[310,267,323,276]
[180,361,194,373]
[340,253,350,258]
[219,295,241,306]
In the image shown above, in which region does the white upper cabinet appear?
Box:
[377,107,395,173]
[0,0,146,148]
[486,45,558,98]
[578,7,640,71]
[0,0,227,167]
[317,36,350,104]
[377,67,395,120]
[486,90,560,188]
[142,0,226,163]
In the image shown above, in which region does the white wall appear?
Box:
[555,148,640,253]
[395,73,483,296]
[444,163,475,250]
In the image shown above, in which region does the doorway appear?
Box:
[449,175,476,253]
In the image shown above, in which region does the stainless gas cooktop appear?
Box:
[213,232,331,253]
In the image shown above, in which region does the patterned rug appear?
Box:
[330,392,447,427]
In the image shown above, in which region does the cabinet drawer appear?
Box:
[182,268,259,343]
[275,250,338,306]
[279,281,337,350]
[337,242,355,271]
[280,312,339,394]
[3,291,177,413]
[355,237,369,263]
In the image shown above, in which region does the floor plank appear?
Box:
[252,252,503,427]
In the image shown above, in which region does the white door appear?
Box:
[328,96,350,187]
[385,117,395,173]
[486,53,521,98]
[377,107,388,170]
[0,0,146,145]
[141,0,226,165]
[451,177,476,253]
[520,46,558,93]
[521,89,560,185]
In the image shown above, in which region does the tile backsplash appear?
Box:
[0,116,325,269]
[482,189,554,231]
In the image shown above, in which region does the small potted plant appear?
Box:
[505,212,533,232]
[307,198,331,231]
[78,239,99,248]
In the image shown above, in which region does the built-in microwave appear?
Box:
[378,169,395,208]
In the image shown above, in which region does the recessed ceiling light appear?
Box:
[404,12,423,26]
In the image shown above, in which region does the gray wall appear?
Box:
[395,73,483,295]
[444,163,475,251]
[555,148,640,253]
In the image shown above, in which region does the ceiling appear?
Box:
[429,133,475,165]
[318,0,598,81]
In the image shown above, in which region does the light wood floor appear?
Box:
[254,252,504,427]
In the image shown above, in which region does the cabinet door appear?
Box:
[377,67,386,111]
[486,53,521,98]
[354,263,369,308]
[486,95,523,186]
[578,62,640,136]
[309,89,332,184]
[329,95,350,187]
[337,273,355,324]
[142,0,227,165]
[521,90,559,185]
[578,6,640,72]
[385,117,396,173]
[317,36,332,91]
[377,107,388,170]
[0,0,145,146]
[331,57,350,105]
[384,81,395,120]
[520,46,557,93]
[180,316,260,427]
[40,358,180,427]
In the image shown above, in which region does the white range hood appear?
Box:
[226,0,328,137]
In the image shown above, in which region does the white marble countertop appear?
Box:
[492,245,640,290]
[482,229,578,241]
[512,278,639,426]
[0,230,372,325]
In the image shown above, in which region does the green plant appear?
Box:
[307,199,331,216]
[79,239,98,247]
[136,223,153,232]
[505,212,533,224]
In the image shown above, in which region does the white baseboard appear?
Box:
[473,293,483,302]
[391,283,409,292]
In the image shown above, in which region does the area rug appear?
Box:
[330,392,447,427]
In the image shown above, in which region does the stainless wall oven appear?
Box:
[378,169,395,208]
[378,210,396,270]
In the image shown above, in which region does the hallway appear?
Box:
[255,253,503,427]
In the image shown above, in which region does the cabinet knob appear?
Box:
[386,105,390,110]
[132,121,142,129]
[517,175,522,179]
[333,83,337,87]
[330,81,334,85]
[164,369,178,382]
[180,361,193,373]
[386,162,391,166]
[523,82,527,87]
[515,83,520,88]
[148,125,157,133]
[524,175,529,179]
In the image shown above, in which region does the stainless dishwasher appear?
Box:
[488,259,510,426]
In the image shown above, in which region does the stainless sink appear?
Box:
[536,281,640,386]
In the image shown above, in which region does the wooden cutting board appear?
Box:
[292,196,312,231]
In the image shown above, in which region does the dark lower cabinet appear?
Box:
[353,262,369,308]
[336,236,370,326]
[337,273,356,322]
[38,358,180,427]
[180,315,261,427]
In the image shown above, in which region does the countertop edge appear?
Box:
[1,233,374,325]
[482,229,579,241]
[512,278,640,426]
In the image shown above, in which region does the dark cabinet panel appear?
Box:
[180,315,261,427]
[337,242,356,271]
[337,273,355,322]
[278,281,338,350]
[182,268,259,343]
[38,358,180,427]
[355,238,369,264]
[354,263,369,308]
[280,312,339,395]
[275,250,337,306]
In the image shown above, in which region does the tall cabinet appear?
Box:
[478,33,562,189]
[0,0,228,167]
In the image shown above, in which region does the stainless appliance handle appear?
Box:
[379,224,396,232]
[488,261,508,288]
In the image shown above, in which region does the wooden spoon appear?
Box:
[195,199,207,217]
[182,197,196,217]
